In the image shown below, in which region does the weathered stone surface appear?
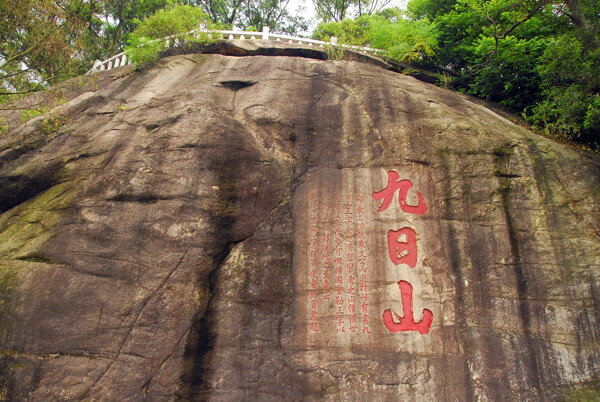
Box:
[0,51,598,400]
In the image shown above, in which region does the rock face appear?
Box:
[0,50,599,400]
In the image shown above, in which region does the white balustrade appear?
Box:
[87,26,383,74]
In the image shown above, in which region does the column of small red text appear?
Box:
[306,191,370,335]
[356,194,371,334]
[308,193,319,332]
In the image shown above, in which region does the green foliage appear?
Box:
[313,10,437,62]
[124,5,220,65]
[313,16,374,46]
[403,0,600,148]
[468,36,546,110]
[0,0,92,96]
[40,112,71,136]
[313,0,354,22]
[324,43,346,60]
[235,0,309,34]
[88,0,179,60]
[20,107,49,123]
[406,0,456,20]
[370,17,437,62]
[0,0,308,96]
[527,36,600,145]
[129,5,213,40]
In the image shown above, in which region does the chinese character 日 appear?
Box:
[383,280,433,335]
[372,171,427,214]
[387,227,418,268]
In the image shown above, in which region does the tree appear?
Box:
[0,0,91,96]
[233,0,309,33]
[313,9,437,62]
[124,5,221,64]
[313,0,354,22]
[312,0,394,23]
[406,0,456,20]
[404,0,600,147]
[99,0,177,56]
[528,34,600,143]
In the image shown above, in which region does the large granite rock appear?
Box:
[0,50,599,400]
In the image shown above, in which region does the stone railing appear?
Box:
[87,26,383,74]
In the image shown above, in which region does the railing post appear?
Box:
[92,59,102,72]
[262,26,269,40]
[331,37,338,45]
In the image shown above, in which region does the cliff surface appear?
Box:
[0,48,599,400]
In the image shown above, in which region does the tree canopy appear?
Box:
[421,0,600,146]
[0,0,91,95]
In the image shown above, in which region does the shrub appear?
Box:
[125,5,221,65]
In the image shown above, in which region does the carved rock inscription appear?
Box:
[293,167,454,355]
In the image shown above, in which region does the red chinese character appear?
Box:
[383,280,433,335]
[387,227,418,268]
[372,171,427,214]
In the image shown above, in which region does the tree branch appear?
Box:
[0,28,55,71]
[0,68,31,81]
